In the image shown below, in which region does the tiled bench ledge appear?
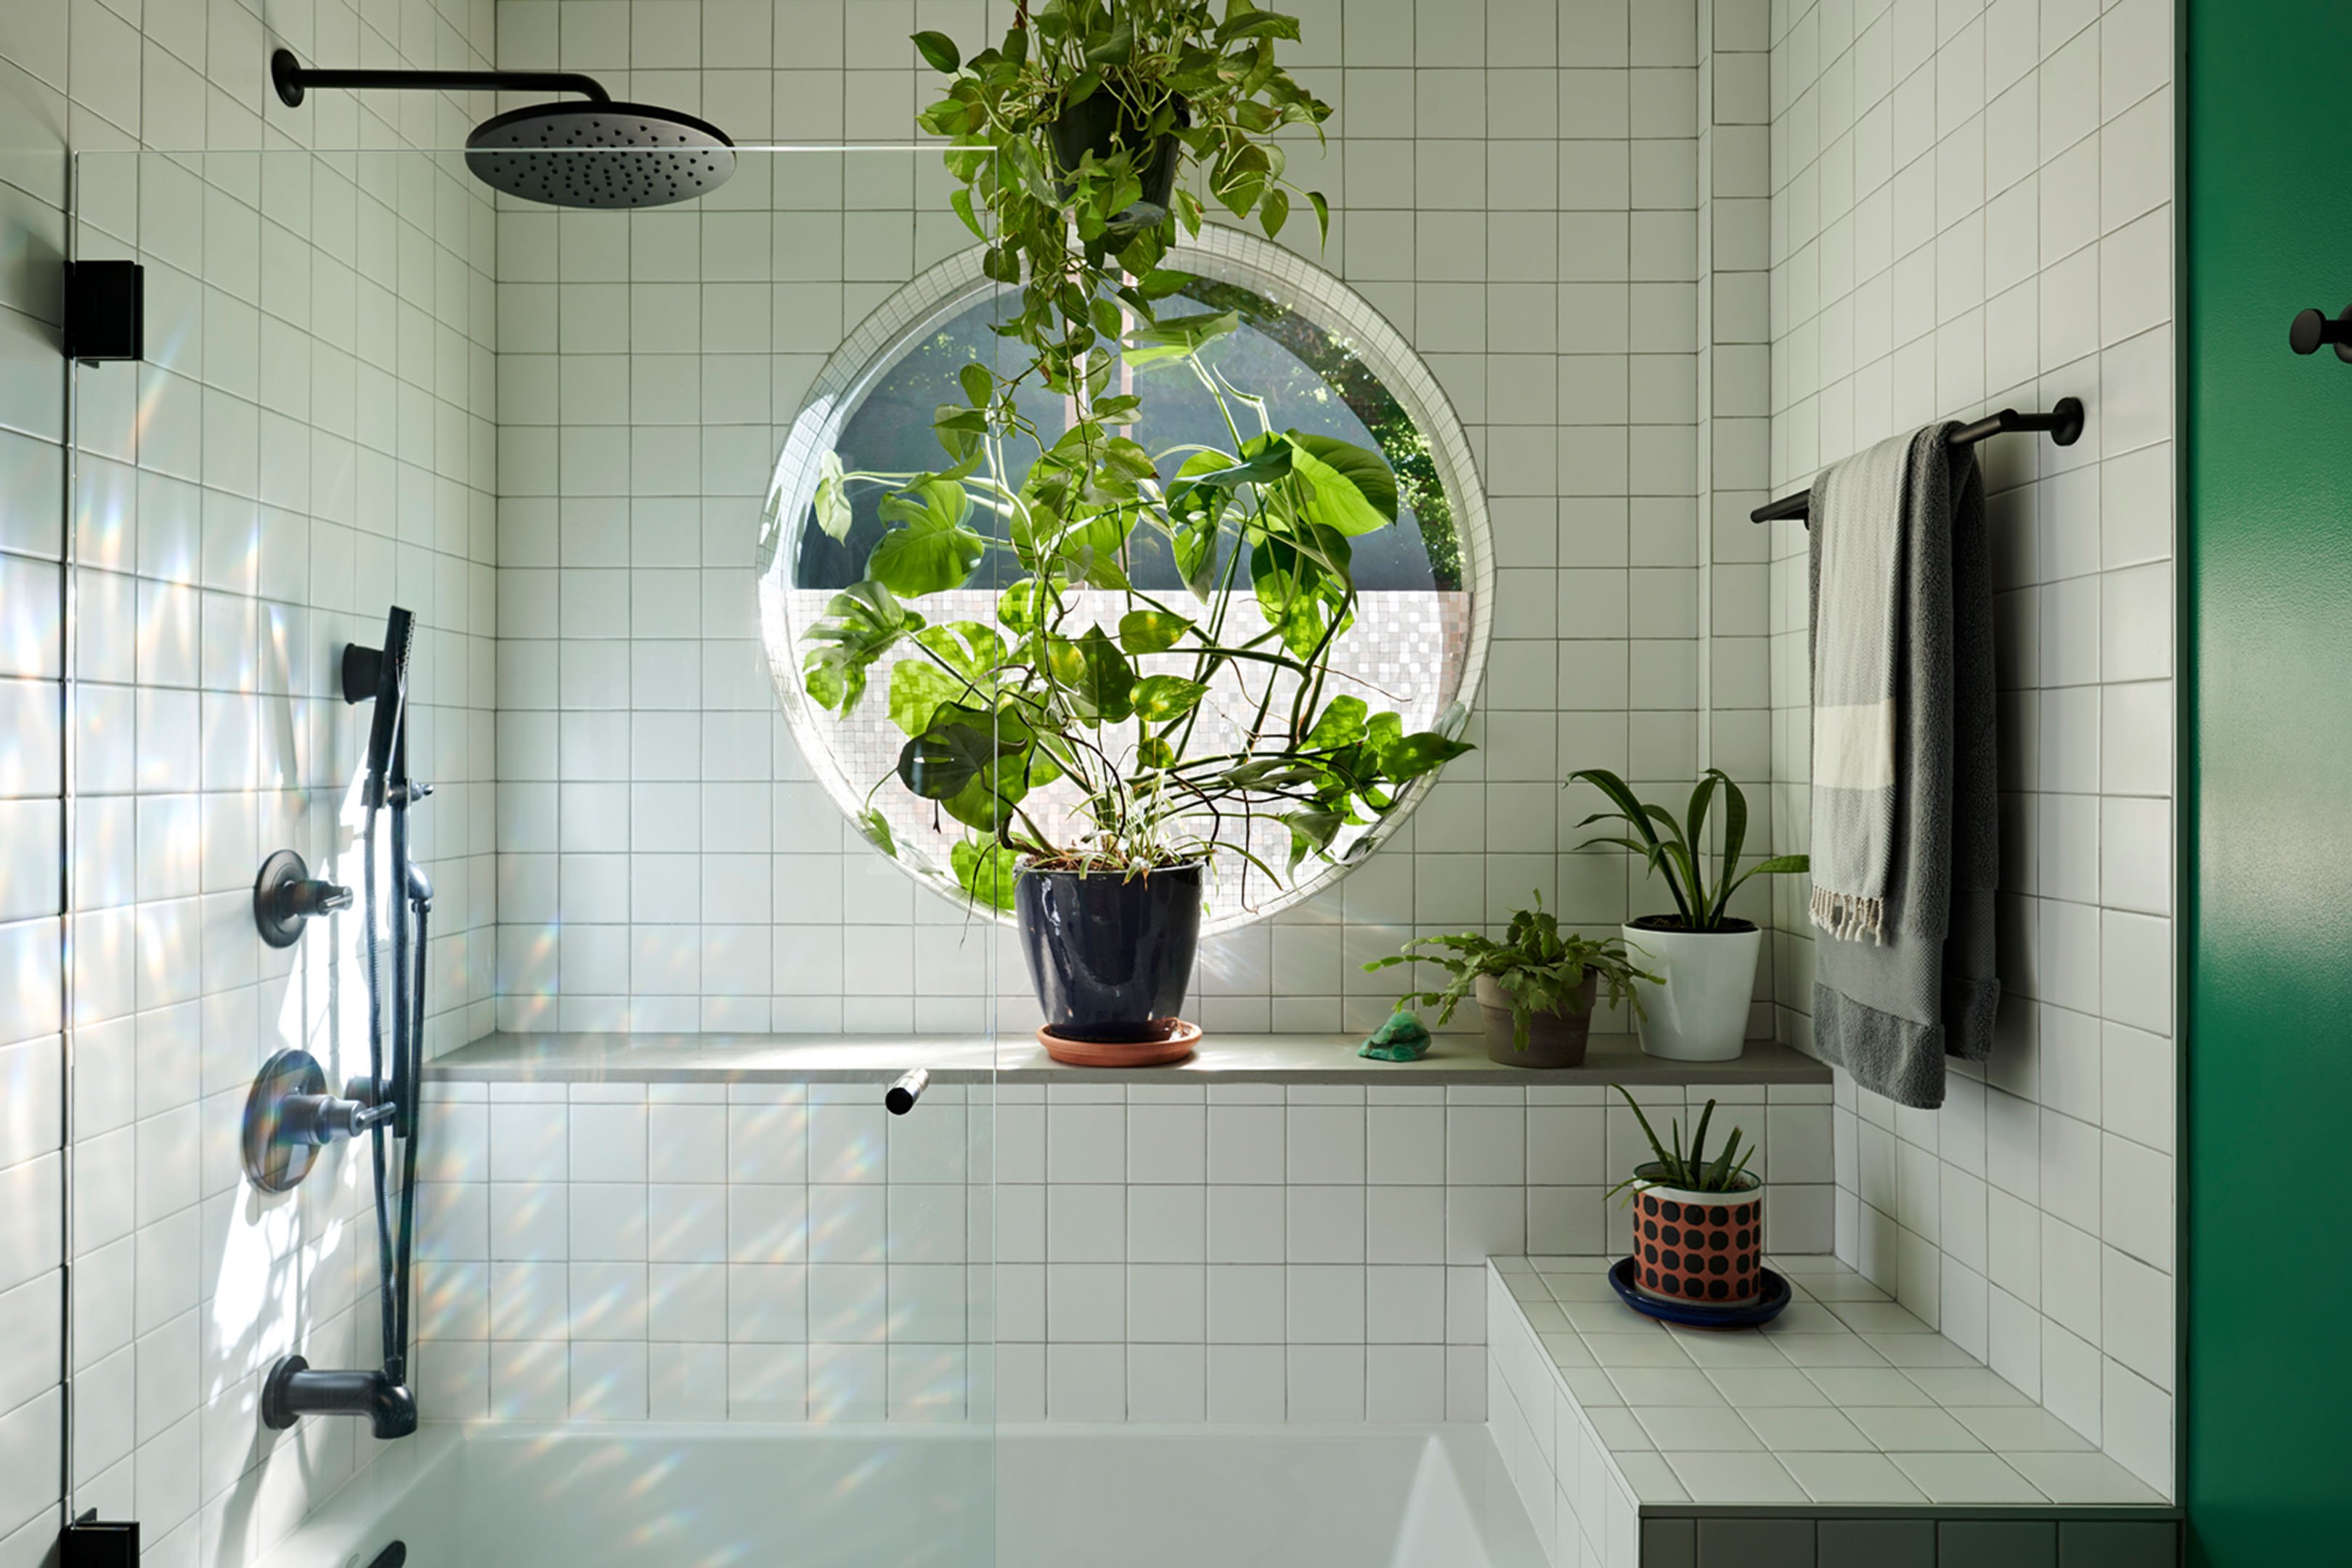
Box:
[1483,1257,2177,1568]
[428,1031,1833,1087]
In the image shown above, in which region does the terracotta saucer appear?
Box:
[1037,1018,1200,1068]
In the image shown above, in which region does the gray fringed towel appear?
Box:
[1807,425,2000,1110]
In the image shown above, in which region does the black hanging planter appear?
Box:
[1045,94,1186,237]
[1016,862,1203,1056]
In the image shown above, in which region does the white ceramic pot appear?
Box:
[1619,920,1762,1061]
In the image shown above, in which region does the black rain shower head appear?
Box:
[466,102,734,209]
[270,49,735,210]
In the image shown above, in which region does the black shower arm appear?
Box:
[272,49,611,109]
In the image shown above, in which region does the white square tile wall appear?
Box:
[0,0,2184,1557]
[1759,0,2175,1494]
[412,1077,1830,1425]
[487,0,1720,1040]
[0,4,502,1566]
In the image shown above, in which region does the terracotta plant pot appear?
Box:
[1628,1164,1765,1305]
[1472,973,1597,1068]
[1037,1018,1200,1069]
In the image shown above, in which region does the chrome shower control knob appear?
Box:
[243,1050,325,1192]
[283,1092,396,1145]
[253,850,352,948]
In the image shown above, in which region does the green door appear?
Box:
[2186,1,2352,1559]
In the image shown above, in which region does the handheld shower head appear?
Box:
[343,606,415,809]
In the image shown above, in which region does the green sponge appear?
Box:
[1357,1009,1431,1062]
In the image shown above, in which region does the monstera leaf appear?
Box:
[869,478,985,597]
[812,450,855,542]
[887,659,964,738]
[896,709,1019,800]
[802,581,921,714]
[915,621,1009,684]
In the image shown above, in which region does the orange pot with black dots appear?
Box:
[1629,1164,1764,1305]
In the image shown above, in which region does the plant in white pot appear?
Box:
[1568,768,1808,1061]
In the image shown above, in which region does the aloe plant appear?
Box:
[1606,1085,1757,1200]
[1568,767,1807,931]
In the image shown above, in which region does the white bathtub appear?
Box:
[257,1423,1547,1568]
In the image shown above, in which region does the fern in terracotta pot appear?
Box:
[1367,895,1657,1068]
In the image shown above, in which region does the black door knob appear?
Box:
[2289,304,2352,361]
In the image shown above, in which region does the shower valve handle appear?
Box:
[282,1092,396,1146]
[288,881,353,916]
[253,850,353,948]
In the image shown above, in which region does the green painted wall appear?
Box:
[2186,1,2352,1559]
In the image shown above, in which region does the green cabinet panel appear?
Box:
[2186,0,2352,1560]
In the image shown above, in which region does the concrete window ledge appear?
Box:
[429,1031,1836,1088]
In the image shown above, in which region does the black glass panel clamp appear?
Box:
[62,1513,138,1568]
[1750,397,2086,526]
[63,260,145,362]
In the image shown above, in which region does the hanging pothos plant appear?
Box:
[794,0,1472,909]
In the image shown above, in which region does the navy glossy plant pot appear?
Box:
[1015,863,1203,1042]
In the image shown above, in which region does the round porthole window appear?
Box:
[755,227,1492,934]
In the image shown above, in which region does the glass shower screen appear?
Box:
[63,142,1002,1566]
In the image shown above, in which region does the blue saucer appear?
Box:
[1608,1256,1791,1328]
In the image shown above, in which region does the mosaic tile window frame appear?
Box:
[754,225,1496,933]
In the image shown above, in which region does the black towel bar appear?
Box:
[1751,396,2085,526]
